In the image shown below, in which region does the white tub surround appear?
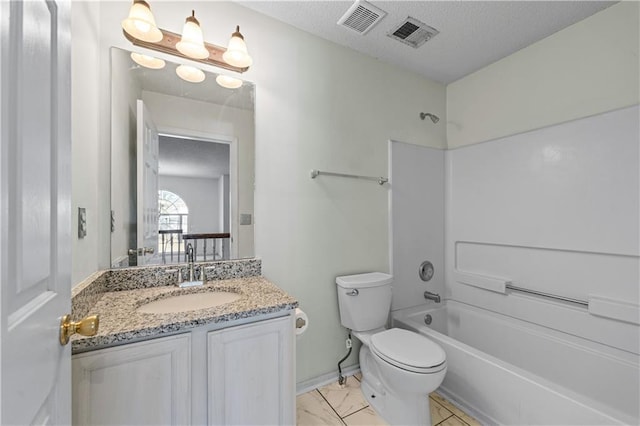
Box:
[440,104,639,421]
[389,141,445,311]
[394,302,638,425]
[388,105,639,424]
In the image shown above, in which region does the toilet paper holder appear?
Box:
[295,308,309,336]
[296,317,306,329]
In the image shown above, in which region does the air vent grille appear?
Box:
[388,17,439,48]
[338,0,387,35]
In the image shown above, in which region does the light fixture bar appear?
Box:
[123,28,248,73]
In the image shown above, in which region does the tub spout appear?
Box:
[424,291,441,303]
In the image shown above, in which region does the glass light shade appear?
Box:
[176,64,205,83]
[176,11,209,60]
[130,52,165,69]
[121,0,163,43]
[222,26,253,68]
[216,75,243,89]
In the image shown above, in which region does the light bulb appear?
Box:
[176,11,209,60]
[121,0,163,43]
[216,75,243,89]
[130,52,165,69]
[176,64,205,83]
[223,26,253,68]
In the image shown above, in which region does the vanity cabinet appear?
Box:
[208,315,295,425]
[72,334,191,425]
[71,314,295,425]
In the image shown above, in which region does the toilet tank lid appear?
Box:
[336,272,393,289]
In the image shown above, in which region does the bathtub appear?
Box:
[392,301,639,425]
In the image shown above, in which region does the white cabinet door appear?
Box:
[208,315,295,425]
[72,334,191,425]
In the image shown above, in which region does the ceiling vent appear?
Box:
[387,17,439,48]
[337,0,387,35]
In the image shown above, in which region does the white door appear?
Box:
[0,0,72,424]
[136,100,159,265]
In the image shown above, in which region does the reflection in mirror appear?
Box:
[110,47,255,268]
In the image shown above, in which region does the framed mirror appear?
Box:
[110,47,255,267]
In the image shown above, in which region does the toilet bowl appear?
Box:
[336,273,447,425]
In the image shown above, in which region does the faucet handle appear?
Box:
[202,266,216,282]
[165,268,183,285]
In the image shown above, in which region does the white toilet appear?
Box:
[336,272,447,425]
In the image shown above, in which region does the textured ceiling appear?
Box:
[240,1,616,84]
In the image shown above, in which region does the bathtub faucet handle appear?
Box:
[424,291,441,303]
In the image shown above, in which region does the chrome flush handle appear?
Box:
[346,289,359,296]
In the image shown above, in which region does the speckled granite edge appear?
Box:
[71,276,298,353]
[105,258,262,291]
[71,270,109,321]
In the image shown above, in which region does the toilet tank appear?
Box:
[336,272,393,331]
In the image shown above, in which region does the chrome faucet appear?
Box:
[424,291,441,303]
[186,243,196,282]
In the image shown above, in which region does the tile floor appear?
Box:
[297,373,481,426]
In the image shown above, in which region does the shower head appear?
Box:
[420,112,439,123]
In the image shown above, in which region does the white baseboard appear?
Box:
[296,364,361,395]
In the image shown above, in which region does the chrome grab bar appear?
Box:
[505,283,588,307]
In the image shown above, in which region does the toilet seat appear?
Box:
[370,328,446,374]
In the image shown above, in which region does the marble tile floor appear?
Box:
[297,373,481,426]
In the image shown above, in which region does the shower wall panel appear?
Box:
[445,105,640,352]
[390,141,445,311]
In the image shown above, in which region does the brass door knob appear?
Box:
[59,314,99,345]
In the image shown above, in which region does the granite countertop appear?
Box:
[71,276,298,353]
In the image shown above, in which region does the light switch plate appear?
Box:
[240,213,252,225]
[78,207,87,238]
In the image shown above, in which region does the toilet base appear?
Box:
[361,377,431,425]
[359,346,433,425]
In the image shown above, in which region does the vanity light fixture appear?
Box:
[121,1,252,74]
[215,74,243,89]
[176,11,209,60]
[130,52,166,69]
[176,64,205,83]
[121,0,163,43]
[222,26,253,68]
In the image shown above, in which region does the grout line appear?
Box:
[431,393,478,426]
[435,413,454,426]
[340,405,371,421]
[431,397,454,425]
[316,388,348,425]
[457,414,473,426]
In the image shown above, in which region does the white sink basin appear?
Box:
[137,291,241,314]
